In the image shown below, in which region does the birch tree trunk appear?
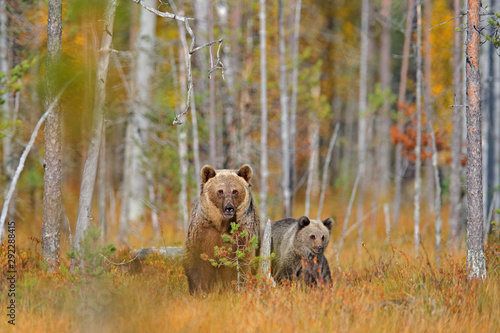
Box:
[466,0,486,280]
[394,0,415,225]
[259,0,269,226]
[317,123,340,220]
[127,0,157,223]
[73,0,117,252]
[289,0,302,201]
[423,0,435,211]
[42,0,63,269]
[279,0,291,217]
[376,0,392,195]
[1,0,12,184]
[449,0,463,249]
[208,0,217,166]
[414,0,422,255]
[356,0,370,233]
[99,133,106,241]
[217,0,237,169]
[492,0,500,235]
[176,9,189,231]
[304,123,319,217]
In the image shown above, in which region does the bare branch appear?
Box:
[166,0,224,125]
[0,77,75,238]
[130,0,193,22]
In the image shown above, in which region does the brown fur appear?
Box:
[183,164,260,294]
[271,216,333,286]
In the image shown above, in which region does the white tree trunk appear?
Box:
[394,0,416,225]
[259,0,269,226]
[449,0,463,249]
[376,0,392,196]
[99,133,106,241]
[317,123,340,220]
[73,0,117,252]
[127,0,157,223]
[414,0,422,256]
[356,0,370,240]
[289,0,302,201]
[304,123,319,217]
[279,0,291,217]
[0,0,12,183]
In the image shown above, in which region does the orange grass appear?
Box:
[1,195,500,332]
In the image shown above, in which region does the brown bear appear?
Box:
[271,216,333,286]
[183,164,260,294]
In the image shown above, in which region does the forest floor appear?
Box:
[1,202,500,332]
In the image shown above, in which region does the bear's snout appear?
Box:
[315,246,324,254]
[223,204,235,218]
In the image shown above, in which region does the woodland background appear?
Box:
[1,0,500,331]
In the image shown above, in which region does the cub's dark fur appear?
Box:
[271,216,333,286]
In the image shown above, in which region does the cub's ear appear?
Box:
[298,216,310,229]
[237,164,253,183]
[201,165,217,183]
[322,217,334,232]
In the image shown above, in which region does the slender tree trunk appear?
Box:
[1,0,12,185]
[449,0,463,249]
[175,2,200,190]
[119,118,133,242]
[304,123,319,217]
[279,0,291,217]
[423,0,435,211]
[176,11,189,231]
[289,0,302,202]
[42,0,63,270]
[492,0,500,236]
[376,0,392,196]
[73,0,117,252]
[259,0,269,226]
[147,170,160,235]
[217,0,237,169]
[466,0,486,280]
[394,0,416,225]
[127,0,157,223]
[356,0,370,235]
[99,133,106,241]
[413,0,423,256]
[208,0,217,166]
[317,123,340,220]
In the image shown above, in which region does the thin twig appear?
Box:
[429,13,466,31]
[167,0,224,125]
[0,76,77,239]
[101,252,140,266]
[131,0,193,22]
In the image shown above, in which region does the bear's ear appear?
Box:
[201,165,217,183]
[237,164,253,183]
[322,217,334,232]
[298,216,310,229]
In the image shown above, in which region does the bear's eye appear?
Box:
[232,189,238,195]
[310,235,316,240]
[218,189,223,195]
[322,235,325,241]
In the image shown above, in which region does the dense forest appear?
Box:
[1,0,500,331]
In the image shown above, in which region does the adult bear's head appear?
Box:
[200,164,253,221]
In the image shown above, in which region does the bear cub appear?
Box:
[183,164,260,294]
[271,216,333,286]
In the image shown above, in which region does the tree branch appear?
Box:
[0,77,75,239]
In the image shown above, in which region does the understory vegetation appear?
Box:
[2,202,499,332]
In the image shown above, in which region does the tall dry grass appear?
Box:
[1,196,499,332]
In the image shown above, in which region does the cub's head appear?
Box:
[200,164,253,219]
[295,216,333,257]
